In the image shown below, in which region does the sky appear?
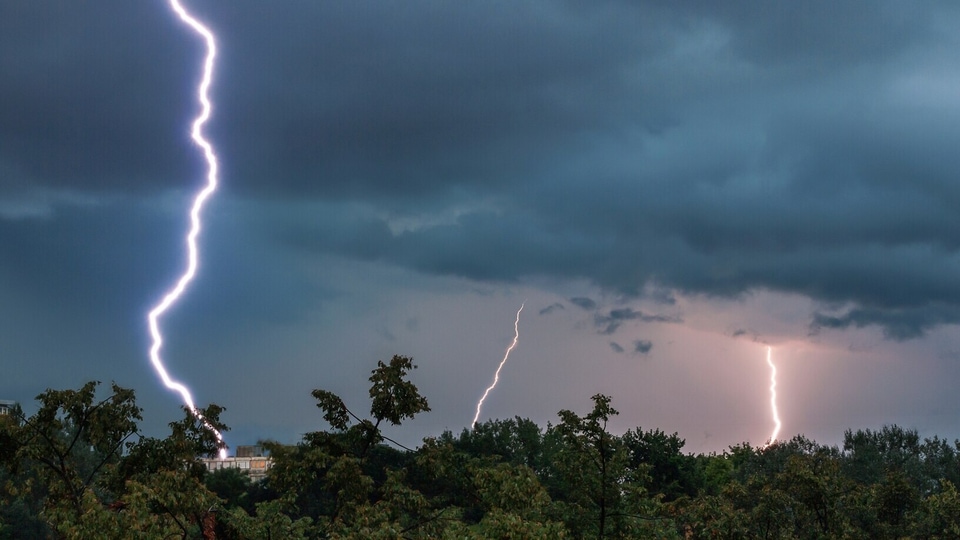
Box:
[4,1,960,455]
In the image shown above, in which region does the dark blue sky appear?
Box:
[4,1,960,453]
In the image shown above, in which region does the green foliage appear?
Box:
[218,500,313,540]
[623,427,699,501]
[911,480,960,539]
[266,354,434,536]
[0,381,240,538]
[446,416,544,469]
[543,394,680,539]
[206,466,256,513]
[6,358,960,538]
[0,381,141,527]
[368,355,431,426]
[312,389,351,431]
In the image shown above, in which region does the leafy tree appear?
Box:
[843,425,926,489]
[768,451,847,537]
[264,355,432,536]
[413,417,549,525]
[309,355,429,461]
[0,381,140,531]
[910,480,960,539]
[872,469,920,538]
[670,490,751,540]
[548,394,624,538]
[445,417,545,470]
[692,452,734,497]
[205,466,262,515]
[12,367,960,538]
[547,394,675,539]
[916,436,960,492]
[623,428,698,501]
[216,499,313,540]
[0,381,245,538]
[0,406,50,539]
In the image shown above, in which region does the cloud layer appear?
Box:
[5,2,960,342]
[5,1,960,451]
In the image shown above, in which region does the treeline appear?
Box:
[3,355,960,539]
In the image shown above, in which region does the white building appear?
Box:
[0,400,16,417]
[200,445,272,482]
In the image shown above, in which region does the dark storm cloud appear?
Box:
[633,340,653,355]
[810,304,960,342]
[593,308,682,335]
[539,303,564,316]
[191,1,675,203]
[731,328,764,342]
[569,298,597,311]
[0,1,202,194]
[691,2,933,66]
[6,1,960,339]
[609,342,624,354]
[0,200,317,334]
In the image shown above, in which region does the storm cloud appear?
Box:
[633,340,653,356]
[5,2,960,340]
[6,1,960,453]
[539,302,564,316]
[594,308,682,335]
[570,297,598,311]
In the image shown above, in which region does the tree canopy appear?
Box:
[4,356,960,539]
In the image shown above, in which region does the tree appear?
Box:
[843,425,925,489]
[15,367,960,538]
[310,354,429,461]
[0,381,140,532]
[910,480,960,539]
[0,381,248,538]
[445,417,545,470]
[264,355,432,536]
[0,401,50,538]
[547,394,675,539]
[622,428,698,501]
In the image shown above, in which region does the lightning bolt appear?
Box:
[764,345,782,446]
[472,302,524,427]
[148,0,226,458]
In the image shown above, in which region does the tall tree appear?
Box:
[0,381,140,529]
[265,355,432,536]
[547,394,674,539]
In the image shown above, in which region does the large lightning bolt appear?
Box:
[472,303,524,427]
[148,0,226,458]
[764,345,782,446]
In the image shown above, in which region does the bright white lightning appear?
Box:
[765,346,782,446]
[472,303,524,427]
[148,0,226,459]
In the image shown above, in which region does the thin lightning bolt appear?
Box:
[148,0,226,459]
[765,345,782,446]
[472,302,524,427]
